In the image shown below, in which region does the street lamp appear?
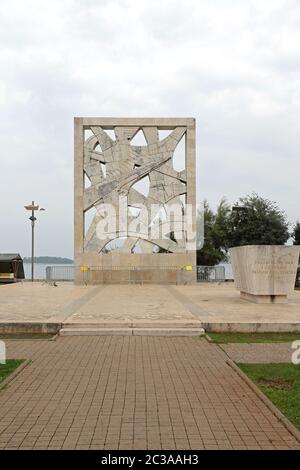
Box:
[24,201,46,282]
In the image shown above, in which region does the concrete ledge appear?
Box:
[133,328,205,336]
[0,323,61,334]
[59,327,205,337]
[2,320,300,335]
[63,320,202,329]
[3,320,300,335]
[131,320,202,328]
[227,358,300,444]
[63,322,133,329]
[202,322,300,333]
[60,328,133,336]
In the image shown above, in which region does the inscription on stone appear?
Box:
[251,256,295,277]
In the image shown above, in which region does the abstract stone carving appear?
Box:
[83,124,188,254]
[74,118,196,284]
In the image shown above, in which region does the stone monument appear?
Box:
[74,117,196,284]
[230,245,300,303]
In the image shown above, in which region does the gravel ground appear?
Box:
[222,342,298,363]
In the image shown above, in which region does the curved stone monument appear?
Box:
[230,245,300,303]
[74,117,196,284]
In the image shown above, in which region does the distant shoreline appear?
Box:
[23,257,73,264]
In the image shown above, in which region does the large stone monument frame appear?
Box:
[74,117,196,284]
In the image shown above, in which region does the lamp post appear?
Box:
[24,201,45,282]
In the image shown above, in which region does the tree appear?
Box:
[293,221,300,245]
[292,222,300,287]
[227,193,289,247]
[197,198,230,266]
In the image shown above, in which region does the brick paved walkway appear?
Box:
[0,337,299,450]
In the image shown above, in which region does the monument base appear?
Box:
[74,252,197,285]
[230,245,300,305]
[240,291,288,304]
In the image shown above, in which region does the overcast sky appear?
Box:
[0,0,299,258]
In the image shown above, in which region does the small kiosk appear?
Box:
[0,254,25,283]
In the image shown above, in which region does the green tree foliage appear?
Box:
[227,193,289,247]
[293,221,300,245]
[197,198,230,266]
[196,194,290,266]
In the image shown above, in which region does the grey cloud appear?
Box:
[0,0,300,259]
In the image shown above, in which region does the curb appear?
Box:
[203,322,300,333]
[0,323,61,335]
[226,358,300,444]
[205,333,213,343]
[49,333,59,341]
[0,359,31,392]
[0,335,58,341]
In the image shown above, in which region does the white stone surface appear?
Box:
[230,245,300,303]
[1,283,300,332]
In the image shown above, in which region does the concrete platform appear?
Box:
[172,284,300,332]
[0,282,300,333]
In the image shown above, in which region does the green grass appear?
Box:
[239,363,300,430]
[0,333,54,340]
[207,332,300,344]
[0,360,24,384]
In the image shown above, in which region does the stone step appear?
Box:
[133,328,205,336]
[63,321,202,329]
[59,327,205,337]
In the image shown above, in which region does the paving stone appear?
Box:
[0,336,299,450]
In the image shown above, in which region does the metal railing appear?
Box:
[45,265,75,281]
[45,265,195,284]
[45,264,226,283]
[197,265,225,282]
